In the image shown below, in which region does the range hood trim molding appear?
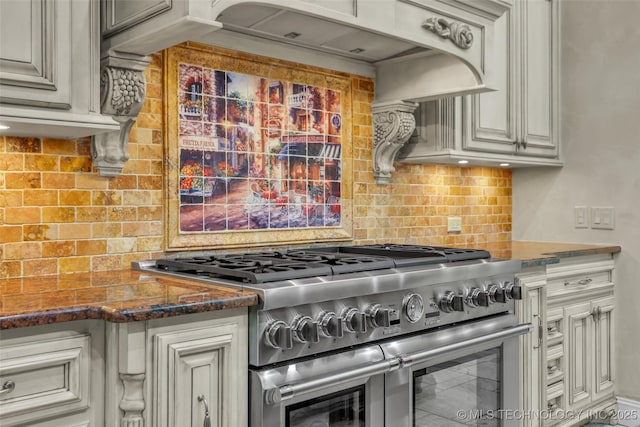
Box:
[100,0,512,179]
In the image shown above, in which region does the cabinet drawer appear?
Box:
[546,259,613,298]
[0,334,90,426]
[546,383,564,427]
[546,345,564,385]
[546,308,564,347]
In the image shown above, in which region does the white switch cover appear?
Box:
[574,206,589,228]
[448,217,462,232]
[591,207,615,230]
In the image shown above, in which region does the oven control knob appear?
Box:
[365,304,391,328]
[264,320,293,350]
[291,316,320,343]
[403,293,425,323]
[488,284,507,303]
[439,291,464,312]
[318,311,344,338]
[504,281,523,300]
[341,307,367,333]
[468,288,490,307]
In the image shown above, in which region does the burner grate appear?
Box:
[152,244,491,284]
[156,256,333,283]
[336,244,491,263]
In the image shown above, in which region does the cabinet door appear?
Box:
[519,0,559,158]
[153,319,247,427]
[0,0,72,108]
[564,301,592,411]
[462,6,518,154]
[591,295,615,401]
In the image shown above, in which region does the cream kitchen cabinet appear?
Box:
[561,295,615,412]
[105,309,248,427]
[517,253,617,427]
[545,253,616,427]
[515,268,547,427]
[0,320,105,427]
[1,308,247,427]
[398,0,562,168]
[0,0,118,138]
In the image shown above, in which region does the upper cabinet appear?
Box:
[0,0,118,138]
[398,0,562,168]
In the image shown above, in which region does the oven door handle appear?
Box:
[399,323,533,368]
[265,358,401,404]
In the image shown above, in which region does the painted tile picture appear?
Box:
[164,45,353,250]
[176,64,342,233]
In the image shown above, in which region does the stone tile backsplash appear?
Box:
[0,45,511,278]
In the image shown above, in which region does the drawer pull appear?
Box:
[547,325,558,334]
[548,365,558,374]
[563,278,592,286]
[0,381,15,396]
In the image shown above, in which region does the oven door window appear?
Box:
[413,347,501,427]
[286,385,365,427]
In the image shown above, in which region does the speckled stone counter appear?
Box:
[476,241,621,268]
[0,270,258,329]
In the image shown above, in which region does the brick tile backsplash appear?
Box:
[0,46,511,278]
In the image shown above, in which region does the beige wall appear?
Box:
[513,0,640,401]
[0,44,512,278]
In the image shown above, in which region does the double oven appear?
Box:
[136,244,532,427]
[253,314,528,427]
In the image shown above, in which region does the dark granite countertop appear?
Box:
[0,270,259,330]
[0,241,621,330]
[475,240,621,268]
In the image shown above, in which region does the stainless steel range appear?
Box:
[135,244,532,427]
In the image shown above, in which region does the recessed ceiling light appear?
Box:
[457,160,469,164]
[284,32,301,39]
[500,163,510,167]
[0,124,10,130]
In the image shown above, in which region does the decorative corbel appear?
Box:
[92,53,151,177]
[372,101,418,184]
[422,17,474,50]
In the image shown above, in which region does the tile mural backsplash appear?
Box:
[0,42,511,278]
[176,63,342,232]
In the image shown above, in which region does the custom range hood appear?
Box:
[100,0,511,182]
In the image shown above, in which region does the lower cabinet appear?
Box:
[517,253,617,427]
[150,310,248,427]
[0,309,248,427]
[0,320,105,427]
[562,295,615,414]
[105,308,248,427]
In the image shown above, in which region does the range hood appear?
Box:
[101,0,511,182]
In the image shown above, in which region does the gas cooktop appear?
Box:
[143,244,491,284]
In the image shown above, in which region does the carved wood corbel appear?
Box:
[372,101,418,184]
[91,53,151,177]
[422,17,474,50]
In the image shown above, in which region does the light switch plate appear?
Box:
[591,207,615,230]
[447,217,462,232]
[574,206,589,228]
